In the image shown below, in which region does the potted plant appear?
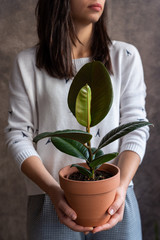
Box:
[33,61,151,227]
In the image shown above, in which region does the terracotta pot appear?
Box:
[59,163,120,227]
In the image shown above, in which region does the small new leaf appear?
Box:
[75,84,91,127]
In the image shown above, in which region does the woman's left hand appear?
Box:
[92,185,127,234]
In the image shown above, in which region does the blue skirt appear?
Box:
[27,186,142,240]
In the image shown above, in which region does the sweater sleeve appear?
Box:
[5,52,41,169]
[119,45,149,162]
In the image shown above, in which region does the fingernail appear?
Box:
[109,208,114,215]
[89,227,94,231]
[72,214,77,220]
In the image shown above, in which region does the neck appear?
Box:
[72,22,93,59]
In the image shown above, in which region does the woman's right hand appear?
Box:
[49,186,93,233]
[21,156,93,233]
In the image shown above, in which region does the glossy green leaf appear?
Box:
[98,121,152,149]
[91,148,105,169]
[71,164,92,178]
[91,147,97,160]
[91,148,104,161]
[89,152,119,169]
[75,84,91,127]
[92,148,104,158]
[51,137,89,160]
[68,61,113,127]
[33,129,92,144]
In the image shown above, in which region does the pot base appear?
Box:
[75,212,111,227]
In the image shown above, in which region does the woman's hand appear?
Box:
[92,151,141,234]
[92,185,127,234]
[21,156,93,233]
[49,186,93,233]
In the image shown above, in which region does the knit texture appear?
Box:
[5,41,149,195]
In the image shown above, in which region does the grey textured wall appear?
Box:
[0,1,159,239]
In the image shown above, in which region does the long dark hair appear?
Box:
[35,0,113,79]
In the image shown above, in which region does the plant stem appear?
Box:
[86,126,90,134]
[86,127,95,179]
[91,169,95,180]
[87,85,91,134]
[92,148,99,155]
[86,88,95,178]
[86,127,92,160]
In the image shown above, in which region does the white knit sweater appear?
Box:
[5,41,149,195]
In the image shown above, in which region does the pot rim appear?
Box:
[59,163,120,184]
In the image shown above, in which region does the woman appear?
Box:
[5,0,149,239]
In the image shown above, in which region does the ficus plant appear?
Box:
[33,61,151,180]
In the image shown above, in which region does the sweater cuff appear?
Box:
[119,142,146,163]
[15,149,41,170]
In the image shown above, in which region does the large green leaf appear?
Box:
[33,129,92,144]
[68,61,113,127]
[71,164,92,178]
[51,137,89,160]
[98,121,152,149]
[75,84,91,127]
[89,152,118,169]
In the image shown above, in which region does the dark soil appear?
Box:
[68,170,113,181]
